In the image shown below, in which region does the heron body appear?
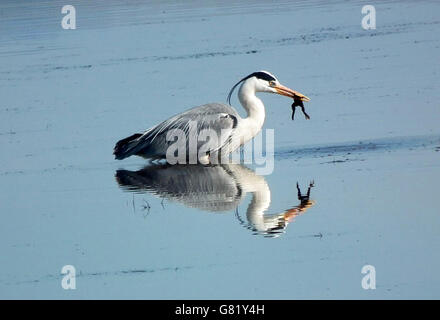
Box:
[113,71,310,163]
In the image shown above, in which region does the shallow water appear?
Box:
[0,0,439,299]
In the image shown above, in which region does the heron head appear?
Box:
[227,70,310,104]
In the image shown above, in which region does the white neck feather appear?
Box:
[237,80,266,140]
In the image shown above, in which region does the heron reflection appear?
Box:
[115,164,315,237]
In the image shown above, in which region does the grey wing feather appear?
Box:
[125,103,240,159]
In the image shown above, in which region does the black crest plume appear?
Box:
[227,71,276,105]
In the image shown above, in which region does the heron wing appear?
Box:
[128,103,240,159]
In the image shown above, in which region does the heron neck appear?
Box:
[238,82,266,128]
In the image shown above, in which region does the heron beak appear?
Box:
[274,84,311,102]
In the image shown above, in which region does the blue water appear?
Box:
[0,0,439,299]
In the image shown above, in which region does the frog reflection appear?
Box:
[115,164,315,237]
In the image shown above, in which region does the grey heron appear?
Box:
[113,71,310,163]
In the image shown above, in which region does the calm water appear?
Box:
[1,0,439,299]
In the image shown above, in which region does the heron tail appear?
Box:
[113,133,143,160]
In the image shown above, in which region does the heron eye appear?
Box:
[269,81,276,87]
